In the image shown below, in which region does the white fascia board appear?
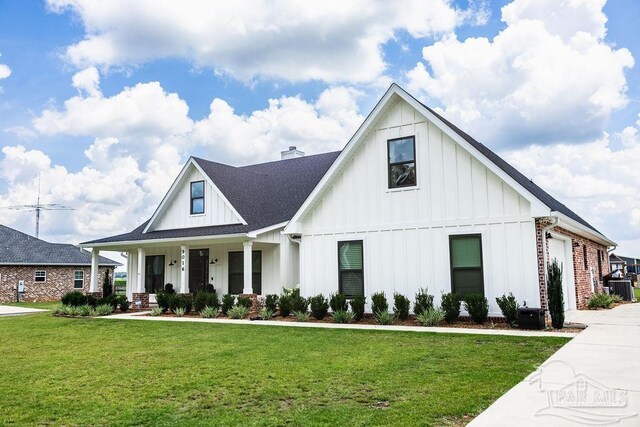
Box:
[79,232,248,250]
[247,222,288,238]
[143,158,248,233]
[553,211,616,247]
[284,84,552,233]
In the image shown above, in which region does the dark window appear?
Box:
[583,244,588,269]
[145,255,165,294]
[388,136,416,188]
[449,234,484,296]
[338,240,364,298]
[74,270,84,289]
[597,249,602,278]
[190,181,205,214]
[34,271,46,282]
[228,251,262,295]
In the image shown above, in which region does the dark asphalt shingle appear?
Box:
[0,225,121,265]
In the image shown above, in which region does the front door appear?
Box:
[228,251,262,294]
[145,255,165,294]
[549,238,576,310]
[189,249,209,294]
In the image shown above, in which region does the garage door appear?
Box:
[549,238,576,310]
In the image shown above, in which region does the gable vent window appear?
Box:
[449,234,484,296]
[190,181,205,215]
[338,240,364,298]
[35,271,46,282]
[388,136,416,188]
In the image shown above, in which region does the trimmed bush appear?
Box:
[236,296,253,309]
[164,283,175,294]
[374,310,394,325]
[95,304,113,316]
[441,292,462,323]
[587,293,622,310]
[414,288,434,316]
[464,295,489,324]
[350,295,366,321]
[150,307,162,316]
[278,294,293,317]
[119,298,131,313]
[155,292,171,312]
[221,294,235,315]
[265,294,279,312]
[102,269,113,297]
[393,293,411,321]
[170,294,193,314]
[329,293,348,312]
[293,310,311,322]
[547,259,564,329]
[97,294,119,312]
[371,292,388,315]
[258,308,274,320]
[496,293,519,326]
[309,294,329,320]
[205,283,215,293]
[200,306,218,318]
[85,294,97,308]
[228,305,249,319]
[61,291,87,307]
[291,291,308,313]
[194,291,219,312]
[332,310,354,324]
[415,308,445,326]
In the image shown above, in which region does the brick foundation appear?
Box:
[240,293,259,314]
[87,291,103,299]
[0,265,115,303]
[132,292,150,309]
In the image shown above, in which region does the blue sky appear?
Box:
[0,0,639,255]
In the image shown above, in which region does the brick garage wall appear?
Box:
[534,219,609,311]
[0,265,115,303]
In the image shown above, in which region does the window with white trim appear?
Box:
[190,181,205,214]
[34,271,46,282]
[74,270,84,289]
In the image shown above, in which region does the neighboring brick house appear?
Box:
[0,225,120,303]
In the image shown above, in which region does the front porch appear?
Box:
[84,231,299,307]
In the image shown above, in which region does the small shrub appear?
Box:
[102,269,113,297]
[415,308,445,326]
[291,293,308,313]
[309,294,329,320]
[95,304,113,316]
[332,310,354,324]
[293,310,311,322]
[155,291,170,312]
[174,307,186,317]
[329,293,348,312]
[464,295,489,324]
[205,283,215,293]
[414,288,434,316]
[393,293,411,321]
[441,292,462,323]
[61,291,87,307]
[52,304,65,316]
[258,308,274,320]
[228,305,249,319]
[279,294,293,317]
[237,296,253,309]
[170,294,193,314]
[371,292,388,314]
[221,294,235,315]
[98,294,119,312]
[265,294,279,312]
[588,293,622,309]
[374,310,395,325]
[85,294,97,308]
[164,283,175,294]
[77,304,95,317]
[200,306,218,318]
[350,295,366,321]
[150,307,162,316]
[62,305,80,316]
[193,291,219,312]
[547,259,564,329]
[496,293,519,326]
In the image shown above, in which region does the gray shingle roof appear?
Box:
[83,151,340,244]
[0,225,121,265]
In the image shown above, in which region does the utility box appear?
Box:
[608,280,633,301]
[518,307,545,330]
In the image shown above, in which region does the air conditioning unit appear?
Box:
[608,280,633,301]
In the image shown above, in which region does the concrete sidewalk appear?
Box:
[470,303,640,426]
[0,304,48,316]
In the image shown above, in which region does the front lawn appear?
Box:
[2,301,60,310]
[0,314,568,426]
[634,286,640,301]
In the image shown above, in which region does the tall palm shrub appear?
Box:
[547,258,564,329]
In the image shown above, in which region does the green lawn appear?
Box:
[634,286,640,301]
[0,313,568,426]
[2,301,60,310]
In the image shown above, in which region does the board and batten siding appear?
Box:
[298,97,540,315]
[152,167,242,231]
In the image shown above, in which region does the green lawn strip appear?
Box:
[2,301,60,310]
[0,314,568,426]
[634,287,640,301]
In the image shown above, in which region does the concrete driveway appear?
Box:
[470,303,640,426]
[0,304,47,316]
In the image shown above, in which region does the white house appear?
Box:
[81,84,615,315]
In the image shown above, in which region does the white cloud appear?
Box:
[0,64,10,80]
[45,0,475,83]
[406,0,634,149]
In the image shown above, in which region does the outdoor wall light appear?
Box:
[168,260,177,266]
[210,258,218,265]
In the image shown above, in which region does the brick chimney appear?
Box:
[280,146,305,160]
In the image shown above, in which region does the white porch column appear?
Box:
[243,240,253,294]
[90,248,99,292]
[125,250,133,300]
[180,245,189,293]
[137,247,145,293]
